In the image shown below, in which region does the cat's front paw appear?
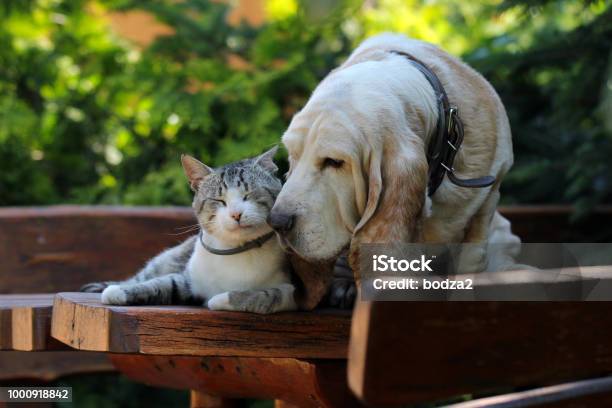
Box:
[208,287,295,314]
[101,285,128,305]
[207,292,232,311]
[80,281,110,293]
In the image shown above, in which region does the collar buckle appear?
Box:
[447,106,458,135]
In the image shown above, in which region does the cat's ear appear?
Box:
[253,146,278,174]
[181,154,212,192]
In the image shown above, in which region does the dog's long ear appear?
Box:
[288,254,335,310]
[349,136,428,273]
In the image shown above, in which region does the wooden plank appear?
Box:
[348,301,612,406]
[0,206,194,293]
[444,376,612,408]
[52,293,351,359]
[0,295,63,351]
[0,308,10,350]
[0,351,114,381]
[538,392,612,408]
[0,295,116,383]
[110,354,362,407]
[499,205,612,243]
[189,391,241,408]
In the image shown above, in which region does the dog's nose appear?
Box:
[267,211,295,233]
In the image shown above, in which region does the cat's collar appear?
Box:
[198,230,276,255]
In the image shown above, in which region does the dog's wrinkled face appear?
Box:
[269,109,367,262]
[269,61,432,263]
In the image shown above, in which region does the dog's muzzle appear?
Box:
[267,211,295,234]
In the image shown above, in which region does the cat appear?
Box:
[82,147,298,314]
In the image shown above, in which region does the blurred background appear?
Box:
[1,0,611,214]
[1,0,611,406]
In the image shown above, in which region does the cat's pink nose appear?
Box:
[230,211,242,222]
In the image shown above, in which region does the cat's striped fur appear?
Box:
[82,148,298,314]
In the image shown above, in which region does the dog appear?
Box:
[269,34,521,309]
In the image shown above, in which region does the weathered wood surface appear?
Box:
[0,206,194,294]
[110,354,362,407]
[0,351,114,381]
[52,293,351,358]
[0,294,62,351]
[348,301,612,406]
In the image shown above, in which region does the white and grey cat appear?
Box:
[82,147,297,314]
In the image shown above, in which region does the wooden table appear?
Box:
[51,293,356,407]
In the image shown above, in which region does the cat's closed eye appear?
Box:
[211,198,226,206]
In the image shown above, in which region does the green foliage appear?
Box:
[0,0,610,214]
[0,0,354,205]
[466,0,612,215]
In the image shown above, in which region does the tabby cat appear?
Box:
[83,147,297,314]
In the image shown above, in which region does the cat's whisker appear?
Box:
[168,226,201,236]
[175,223,200,231]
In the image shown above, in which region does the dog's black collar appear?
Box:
[389,50,496,196]
[198,230,275,255]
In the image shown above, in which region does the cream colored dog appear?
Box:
[269,34,520,307]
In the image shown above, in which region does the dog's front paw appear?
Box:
[207,292,232,311]
[101,285,128,305]
[327,279,356,309]
[325,254,356,309]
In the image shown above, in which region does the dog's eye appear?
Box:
[322,158,344,169]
